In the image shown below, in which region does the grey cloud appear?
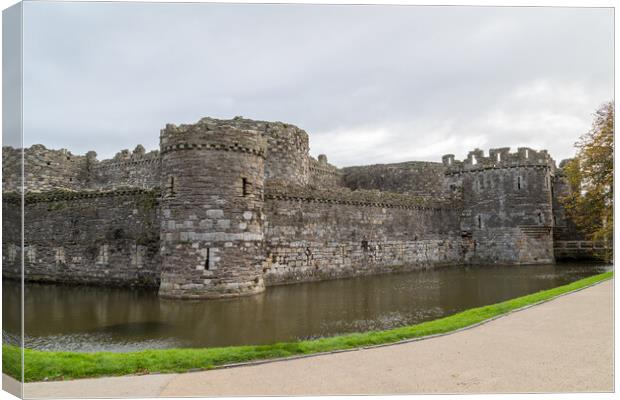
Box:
[2,2,22,148]
[14,3,614,165]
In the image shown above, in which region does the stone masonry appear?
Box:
[1,116,592,299]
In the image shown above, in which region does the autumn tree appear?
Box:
[561,101,613,261]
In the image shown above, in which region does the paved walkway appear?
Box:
[16,279,614,397]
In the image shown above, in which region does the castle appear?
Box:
[2,117,598,299]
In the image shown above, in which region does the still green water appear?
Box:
[2,262,610,352]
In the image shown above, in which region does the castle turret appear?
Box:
[263,121,310,185]
[443,147,556,264]
[158,118,267,299]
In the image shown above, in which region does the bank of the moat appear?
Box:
[18,276,613,394]
[3,262,610,352]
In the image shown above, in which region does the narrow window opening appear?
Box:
[242,177,249,196]
[205,248,210,270]
[169,177,175,195]
[361,240,369,251]
[517,176,522,190]
[477,215,482,229]
[525,149,529,158]
[496,153,501,162]
[471,156,477,165]
[538,212,543,224]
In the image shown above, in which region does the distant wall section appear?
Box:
[309,154,343,188]
[342,161,449,198]
[90,146,161,189]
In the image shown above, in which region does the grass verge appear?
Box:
[3,270,613,382]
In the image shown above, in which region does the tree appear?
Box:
[561,101,613,262]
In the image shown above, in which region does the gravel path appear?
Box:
[16,279,614,398]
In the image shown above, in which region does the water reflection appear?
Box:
[3,262,610,352]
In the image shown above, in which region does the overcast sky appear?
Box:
[7,2,615,166]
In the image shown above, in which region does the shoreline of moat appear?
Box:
[2,262,610,353]
[2,270,612,385]
[4,273,612,395]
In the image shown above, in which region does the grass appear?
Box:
[3,270,613,382]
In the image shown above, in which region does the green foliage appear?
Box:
[135,190,158,212]
[4,271,612,382]
[46,202,66,211]
[25,189,78,204]
[561,102,614,262]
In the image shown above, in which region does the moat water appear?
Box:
[3,262,610,352]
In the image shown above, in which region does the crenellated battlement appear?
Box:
[442,147,556,174]
[308,154,343,187]
[2,144,89,192]
[106,145,159,162]
[265,181,454,211]
[160,118,268,158]
[91,146,160,171]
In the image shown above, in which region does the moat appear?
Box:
[3,262,610,353]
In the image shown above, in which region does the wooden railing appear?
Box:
[554,240,612,260]
[554,241,610,250]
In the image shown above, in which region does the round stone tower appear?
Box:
[158,118,267,299]
[262,121,310,185]
[443,147,555,264]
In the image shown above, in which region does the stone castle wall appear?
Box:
[90,146,161,189]
[2,117,593,299]
[342,161,449,198]
[2,197,21,278]
[309,155,344,188]
[3,145,89,192]
[262,183,469,285]
[2,145,161,192]
[3,188,161,286]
